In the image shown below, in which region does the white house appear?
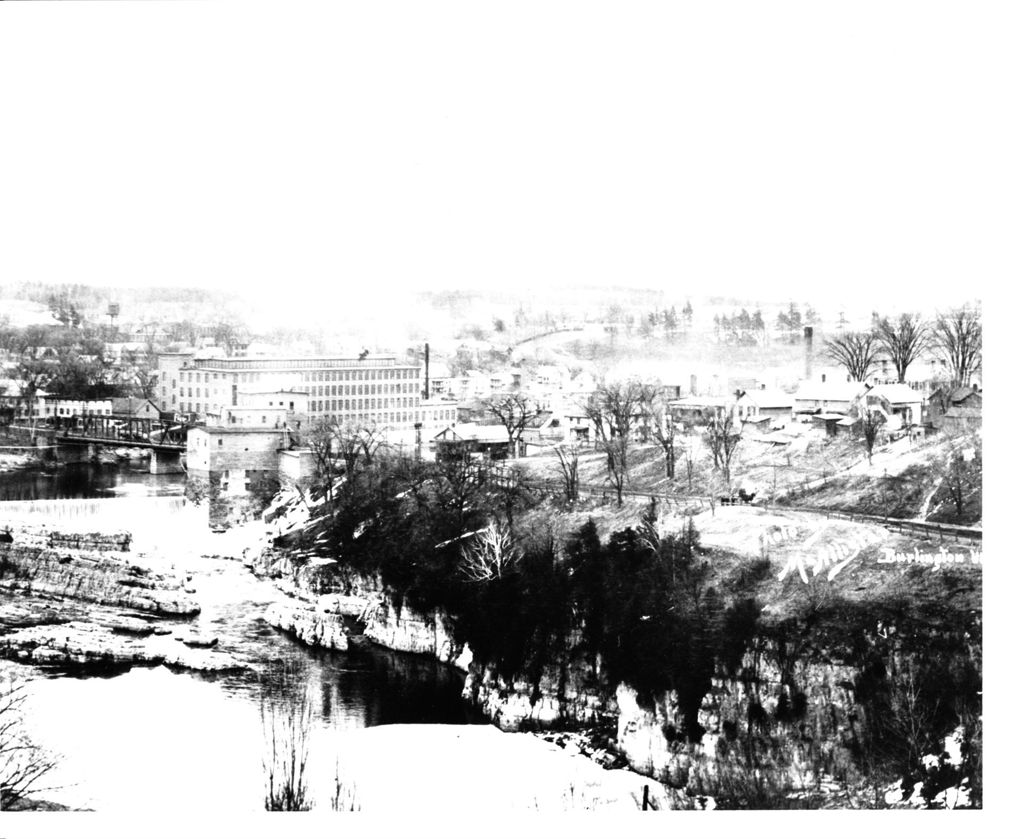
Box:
[35,396,113,421]
[860,383,925,431]
[792,379,867,419]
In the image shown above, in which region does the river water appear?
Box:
[0,461,482,812]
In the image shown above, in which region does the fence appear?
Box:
[764,502,982,545]
[516,476,981,545]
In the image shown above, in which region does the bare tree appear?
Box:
[934,307,982,388]
[583,380,646,505]
[307,418,340,510]
[331,419,388,475]
[637,385,677,478]
[936,436,981,519]
[680,435,699,493]
[483,392,542,459]
[703,407,742,490]
[459,520,521,582]
[0,677,60,809]
[876,314,929,383]
[823,331,881,382]
[859,408,887,465]
[553,441,581,506]
[260,687,312,812]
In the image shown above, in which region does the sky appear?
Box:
[0,1,1016,317]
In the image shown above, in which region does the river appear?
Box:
[0,461,482,812]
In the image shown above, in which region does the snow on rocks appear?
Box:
[263,599,349,651]
[0,620,246,673]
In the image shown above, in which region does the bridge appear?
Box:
[29,417,191,474]
[46,415,188,449]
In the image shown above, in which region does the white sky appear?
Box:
[0,1,1017,317]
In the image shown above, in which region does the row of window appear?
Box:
[302,368,417,383]
[196,358,404,371]
[42,406,112,416]
[177,366,418,384]
[309,398,419,412]
[309,383,417,397]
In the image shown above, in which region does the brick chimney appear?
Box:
[804,326,814,381]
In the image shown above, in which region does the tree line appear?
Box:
[823,307,981,388]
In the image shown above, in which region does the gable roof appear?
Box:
[743,388,794,409]
[928,385,982,403]
[866,383,923,404]
[794,380,865,404]
[950,386,982,404]
[669,394,733,409]
[944,405,983,420]
[434,423,509,444]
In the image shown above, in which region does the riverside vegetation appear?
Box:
[265,425,981,810]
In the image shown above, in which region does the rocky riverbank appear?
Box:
[248,536,981,810]
[0,450,43,473]
[0,541,199,616]
[0,526,250,673]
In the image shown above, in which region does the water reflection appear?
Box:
[1,461,483,810]
[0,461,185,502]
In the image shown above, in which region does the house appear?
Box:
[432,423,512,461]
[792,379,866,419]
[940,404,983,433]
[861,383,925,431]
[111,397,162,421]
[521,411,565,452]
[35,396,113,422]
[457,398,492,424]
[668,394,737,426]
[564,409,594,444]
[927,385,982,430]
[738,388,794,425]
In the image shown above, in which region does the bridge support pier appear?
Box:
[150,449,183,475]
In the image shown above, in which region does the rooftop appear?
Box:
[742,388,794,408]
[944,405,983,420]
[187,355,419,371]
[793,380,865,403]
[867,383,924,404]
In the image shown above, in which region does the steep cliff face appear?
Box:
[456,628,877,792]
[263,598,349,651]
[615,642,863,786]
[362,596,472,670]
[250,547,473,666]
[461,637,613,732]
[0,543,199,616]
[246,544,980,803]
[249,547,382,602]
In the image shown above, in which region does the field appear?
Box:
[514,497,981,630]
[514,425,981,526]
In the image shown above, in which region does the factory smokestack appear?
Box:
[803,326,814,381]
[423,342,430,400]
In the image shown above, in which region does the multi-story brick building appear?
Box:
[171,354,435,432]
[155,351,195,415]
[176,350,456,463]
